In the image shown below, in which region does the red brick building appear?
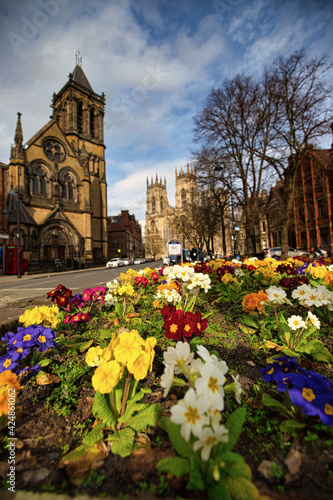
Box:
[293,146,333,256]
[107,210,143,260]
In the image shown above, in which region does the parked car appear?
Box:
[263,247,310,259]
[122,258,133,266]
[134,258,142,265]
[106,258,124,268]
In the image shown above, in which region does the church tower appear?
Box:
[145,175,171,258]
[5,56,108,270]
[175,163,198,210]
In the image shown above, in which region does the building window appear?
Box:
[60,173,74,200]
[181,189,186,206]
[262,240,267,249]
[160,197,163,212]
[310,229,317,248]
[262,221,266,233]
[320,226,329,246]
[77,101,83,134]
[43,139,65,162]
[90,108,95,138]
[32,167,47,195]
[317,198,327,218]
[151,197,156,212]
[301,231,307,248]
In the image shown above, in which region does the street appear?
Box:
[0,261,162,308]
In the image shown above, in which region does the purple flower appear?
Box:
[66,294,84,311]
[0,356,18,373]
[317,391,333,426]
[287,373,326,417]
[34,326,57,352]
[1,331,16,342]
[260,363,285,383]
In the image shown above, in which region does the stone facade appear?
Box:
[4,62,108,272]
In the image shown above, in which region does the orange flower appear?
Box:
[324,271,333,287]
[242,290,268,315]
[0,371,23,416]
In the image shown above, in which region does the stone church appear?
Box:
[145,164,200,259]
[4,59,108,271]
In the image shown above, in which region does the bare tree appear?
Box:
[259,49,333,258]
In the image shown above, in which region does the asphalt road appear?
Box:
[0,261,163,309]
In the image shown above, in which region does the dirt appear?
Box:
[1,303,333,500]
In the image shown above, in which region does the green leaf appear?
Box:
[92,391,116,427]
[296,339,333,363]
[38,358,52,367]
[188,454,206,491]
[240,315,259,329]
[156,456,190,477]
[208,482,232,500]
[279,419,306,432]
[65,339,94,352]
[159,417,193,459]
[82,428,104,447]
[125,403,161,431]
[239,325,257,335]
[223,474,260,500]
[108,427,135,457]
[98,328,112,339]
[222,407,246,452]
[262,393,291,418]
[118,402,147,425]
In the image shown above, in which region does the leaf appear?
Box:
[188,454,206,491]
[159,417,193,459]
[65,339,94,352]
[264,340,283,350]
[239,325,257,335]
[262,393,291,418]
[279,420,306,432]
[92,391,115,427]
[108,427,135,457]
[156,456,190,477]
[240,315,259,329]
[36,373,60,385]
[125,403,161,431]
[208,482,232,500]
[222,407,246,452]
[223,474,261,500]
[82,428,104,447]
[98,328,112,339]
[38,358,52,367]
[59,440,109,485]
[296,339,333,363]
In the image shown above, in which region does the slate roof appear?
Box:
[4,190,37,226]
[72,64,94,92]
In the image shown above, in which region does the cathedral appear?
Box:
[145,164,200,259]
[4,58,108,272]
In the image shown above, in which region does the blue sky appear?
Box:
[0,0,332,230]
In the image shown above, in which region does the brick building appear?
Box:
[107,210,143,261]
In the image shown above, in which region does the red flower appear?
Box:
[164,313,184,341]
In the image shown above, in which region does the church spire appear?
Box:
[14,112,23,147]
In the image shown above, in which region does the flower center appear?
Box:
[170,324,178,333]
[3,359,11,368]
[23,334,31,341]
[208,376,219,393]
[302,387,316,402]
[324,403,333,416]
[184,405,200,425]
[38,335,46,343]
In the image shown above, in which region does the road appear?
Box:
[0,261,162,309]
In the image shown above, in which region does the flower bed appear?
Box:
[1,257,333,499]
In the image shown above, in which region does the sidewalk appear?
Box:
[0,267,105,336]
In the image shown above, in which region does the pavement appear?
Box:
[0,267,104,336]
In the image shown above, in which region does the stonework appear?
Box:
[4,62,108,271]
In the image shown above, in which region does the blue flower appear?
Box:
[260,363,285,383]
[0,356,18,373]
[287,373,326,417]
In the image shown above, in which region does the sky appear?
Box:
[0,0,333,232]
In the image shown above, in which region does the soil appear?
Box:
[1,301,333,500]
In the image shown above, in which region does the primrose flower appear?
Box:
[127,351,151,380]
[82,288,93,302]
[306,311,321,329]
[160,363,175,397]
[291,284,311,302]
[193,423,229,461]
[92,360,123,393]
[287,315,306,331]
[196,345,228,375]
[0,356,18,374]
[163,341,194,375]
[195,361,226,411]
[85,346,104,367]
[170,388,210,441]
[0,371,23,416]
[232,374,243,404]
[266,285,289,305]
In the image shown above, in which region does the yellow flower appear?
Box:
[92,360,123,393]
[127,352,151,380]
[114,331,143,365]
[85,346,104,367]
[308,265,326,280]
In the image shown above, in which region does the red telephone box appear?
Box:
[5,244,27,275]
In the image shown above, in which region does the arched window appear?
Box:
[60,173,74,200]
[151,197,156,212]
[32,166,47,196]
[90,108,95,138]
[160,197,164,212]
[77,101,83,134]
[181,188,186,206]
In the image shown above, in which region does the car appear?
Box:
[263,247,310,259]
[106,258,124,268]
[122,258,132,266]
[134,258,142,265]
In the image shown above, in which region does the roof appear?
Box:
[4,190,37,226]
[72,64,93,92]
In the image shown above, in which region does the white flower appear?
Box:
[287,315,306,331]
[193,424,229,461]
[160,364,174,398]
[163,341,194,375]
[302,288,323,308]
[196,345,228,375]
[291,284,311,302]
[170,388,210,441]
[232,375,243,404]
[104,293,118,306]
[266,285,288,305]
[307,311,321,329]
[316,285,333,306]
[195,362,226,411]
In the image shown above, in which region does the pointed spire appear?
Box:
[14,112,23,147]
